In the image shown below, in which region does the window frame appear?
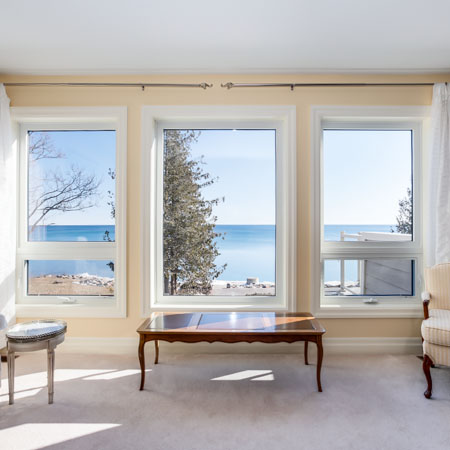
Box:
[311,105,430,318]
[141,106,296,315]
[12,107,127,318]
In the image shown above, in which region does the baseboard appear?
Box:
[322,337,422,355]
[59,336,422,356]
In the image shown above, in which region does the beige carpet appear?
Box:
[1,350,450,450]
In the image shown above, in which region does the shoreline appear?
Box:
[211,279,275,296]
[28,274,114,296]
[28,275,276,297]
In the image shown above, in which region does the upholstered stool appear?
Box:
[6,320,67,405]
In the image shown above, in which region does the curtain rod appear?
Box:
[4,82,213,90]
[3,81,439,91]
[221,82,435,90]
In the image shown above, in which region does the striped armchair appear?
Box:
[422,263,450,398]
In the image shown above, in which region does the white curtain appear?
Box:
[428,83,450,267]
[0,83,15,350]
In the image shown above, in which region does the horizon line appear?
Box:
[33,223,277,227]
[32,223,397,227]
[325,223,395,226]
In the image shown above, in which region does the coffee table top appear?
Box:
[138,312,325,335]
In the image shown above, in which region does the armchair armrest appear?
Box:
[422,291,430,319]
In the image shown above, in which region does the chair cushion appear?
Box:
[422,309,450,347]
[6,320,66,343]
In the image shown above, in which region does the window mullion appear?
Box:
[18,243,116,260]
[321,246,421,260]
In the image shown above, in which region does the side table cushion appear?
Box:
[6,320,67,343]
[421,309,450,347]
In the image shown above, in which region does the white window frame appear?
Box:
[12,107,127,318]
[311,106,430,318]
[141,105,296,315]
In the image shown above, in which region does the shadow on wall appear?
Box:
[0,269,16,349]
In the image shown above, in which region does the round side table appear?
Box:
[6,320,67,405]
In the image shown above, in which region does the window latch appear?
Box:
[58,297,77,304]
[363,297,378,304]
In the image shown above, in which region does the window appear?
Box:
[14,107,127,318]
[311,106,429,317]
[142,106,296,312]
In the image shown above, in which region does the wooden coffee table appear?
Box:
[137,312,326,392]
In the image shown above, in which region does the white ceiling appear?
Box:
[1,0,450,75]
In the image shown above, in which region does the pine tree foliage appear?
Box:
[163,130,225,295]
[395,187,413,235]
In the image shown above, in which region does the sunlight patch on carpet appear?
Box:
[211,369,274,381]
[0,423,121,450]
[84,369,148,380]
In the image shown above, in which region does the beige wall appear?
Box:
[2,73,446,339]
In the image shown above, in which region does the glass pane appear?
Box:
[323,130,413,242]
[163,129,276,297]
[324,259,414,296]
[27,260,114,296]
[28,130,116,242]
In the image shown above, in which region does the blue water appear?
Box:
[29,225,115,278]
[30,225,115,242]
[27,224,396,283]
[214,225,276,282]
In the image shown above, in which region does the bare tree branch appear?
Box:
[28,132,101,233]
[29,132,64,161]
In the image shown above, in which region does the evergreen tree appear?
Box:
[395,187,413,235]
[163,130,225,295]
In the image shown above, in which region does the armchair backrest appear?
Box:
[425,263,450,310]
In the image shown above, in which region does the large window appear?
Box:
[14,108,127,318]
[142,106,296,312]
[311,106,428,317]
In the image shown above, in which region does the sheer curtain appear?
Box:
[0,83,15,352]
[428,83,450,267]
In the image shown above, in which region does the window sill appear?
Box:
[16,302,126,319]
[143,299,292,317]
[313,301,423,318]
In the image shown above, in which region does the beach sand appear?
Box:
[211,280,275,296]
[27,276,274,297]
[28,275,114,296]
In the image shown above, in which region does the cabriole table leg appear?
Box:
[139,336,147,390]
[154,340,159,364]
[316,335,323,392]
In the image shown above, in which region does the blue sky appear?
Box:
[28,130,115,226]
[323,130,412,225]
[186,129,276,225]
[28,128,411,228]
